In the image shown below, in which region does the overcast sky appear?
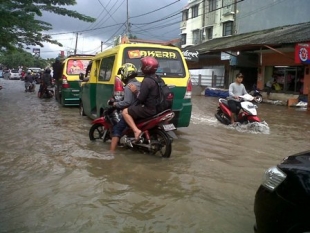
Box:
[36,0,188,59]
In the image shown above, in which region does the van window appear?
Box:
[98,56,115,81]
[123,47,186,78]
[66,59,90,75]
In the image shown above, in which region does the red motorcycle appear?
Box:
[215,94,261,125]
[89,107,177,158]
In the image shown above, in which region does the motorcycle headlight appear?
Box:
[261,166,287,191]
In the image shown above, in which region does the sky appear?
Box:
[35,0,188,59]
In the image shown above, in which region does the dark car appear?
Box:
[254,150,310,233]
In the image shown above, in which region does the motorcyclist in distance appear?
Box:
[24,70,34,92]
[109,63,141,153]
[228,73,248,124]
[38,68,52,97]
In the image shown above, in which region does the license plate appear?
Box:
[163,123,176,131]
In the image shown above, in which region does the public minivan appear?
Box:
[79,43,192,128]
[55,54,94,106]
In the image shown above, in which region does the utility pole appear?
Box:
[74,32,79,55]
[101,41,103,52]
[126,0,129,36]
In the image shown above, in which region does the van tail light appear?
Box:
[62,75,69,88]
[184,78,192,99]
[114,76,124,101]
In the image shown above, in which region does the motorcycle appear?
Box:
[25,82,35,92]
[215,94,261,125]
[89,107,177,158]
[38,85,54,98]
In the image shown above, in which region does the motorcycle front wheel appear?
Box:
[254,95,263,103]
[89,123,110,142]
[149,129,172,158]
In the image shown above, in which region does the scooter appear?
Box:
[89,106,177,158]
[215,94,261,125]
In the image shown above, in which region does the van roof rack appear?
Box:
[67,54,95,58]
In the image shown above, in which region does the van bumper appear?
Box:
[172,103,192,128]
[62,89,80,106]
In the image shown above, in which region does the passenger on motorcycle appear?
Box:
[24,70,34,92]
[228,73,248,124]
[122,56,160,141]
[109,63,141,153]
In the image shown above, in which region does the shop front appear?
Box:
[256,45,310,96]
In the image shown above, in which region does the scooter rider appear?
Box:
[109,63,141,153]
[228,73,248,124]
[24,70,34,92]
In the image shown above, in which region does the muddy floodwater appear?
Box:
[1,80,310,233]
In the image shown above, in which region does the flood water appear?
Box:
[1,80,310,233]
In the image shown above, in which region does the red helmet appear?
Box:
[140,56,159,75]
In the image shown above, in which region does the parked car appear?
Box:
[9,69,20,80]
[254,150,310,233]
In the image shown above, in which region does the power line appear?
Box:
[130,0,181,19]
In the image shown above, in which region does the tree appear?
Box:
[0,49,49,69]
[0,0,95,51]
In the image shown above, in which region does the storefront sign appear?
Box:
[182,49,199,62]
[221,52,231,60]
[295,43,310,64]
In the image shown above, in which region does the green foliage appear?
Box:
[0,50,49,69]
[0,0,95,52]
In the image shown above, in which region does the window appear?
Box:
[223,21,233,36]
[98,56,115,81]
[192,29,200,45]
[206,27,213,40]
[209,0,216,12]
[182,9,188,21]
[181,33,187,45]
[191,4,199,18]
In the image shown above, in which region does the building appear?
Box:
[180,0,310,99]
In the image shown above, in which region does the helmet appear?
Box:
[140,56,158,75]
[45,67,51,74]
[119,63,137,84]
[27,70,31,74]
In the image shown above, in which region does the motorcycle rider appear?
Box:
[38,68,52,98]
[109,63,141,153]
[228,73,248,124]
[122,56,160,141]
[24,70,34,92]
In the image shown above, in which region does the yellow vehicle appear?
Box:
[79,43,192,128]
[55,54,94,106]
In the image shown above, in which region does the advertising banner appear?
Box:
[33,48,40,58]
[295,43,310,64]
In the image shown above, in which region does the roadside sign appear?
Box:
[33,48,40,58]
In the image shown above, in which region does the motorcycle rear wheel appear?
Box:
[215,112,230,125]
[149,129,172,158]
[89,123,110,142]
